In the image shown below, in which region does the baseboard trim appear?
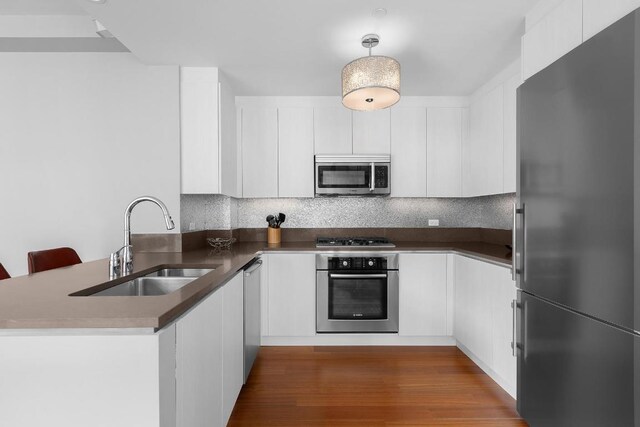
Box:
[261,335,456,346]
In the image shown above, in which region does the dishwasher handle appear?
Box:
[244,259,263,276]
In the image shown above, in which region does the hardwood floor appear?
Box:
[228,346,526,426]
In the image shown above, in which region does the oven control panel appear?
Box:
[328,257,387,270]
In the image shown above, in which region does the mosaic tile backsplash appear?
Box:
[181,194,515,231]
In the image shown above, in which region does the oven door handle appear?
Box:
[329,273,387,279]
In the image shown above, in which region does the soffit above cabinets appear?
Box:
[75,0,537,96]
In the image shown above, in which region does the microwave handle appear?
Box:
[370,163,375,192]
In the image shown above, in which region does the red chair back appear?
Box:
[28,247,82,274]
[0,263,10,280]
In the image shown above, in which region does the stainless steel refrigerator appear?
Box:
[515,9,640,426]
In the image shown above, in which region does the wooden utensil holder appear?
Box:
[267,227,281,244]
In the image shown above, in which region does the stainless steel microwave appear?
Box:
[315,155,391,196]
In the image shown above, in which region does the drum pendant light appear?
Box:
[342,34,401,111]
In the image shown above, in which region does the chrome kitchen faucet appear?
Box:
[109,196,175,278]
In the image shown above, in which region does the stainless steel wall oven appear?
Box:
[316,253,399,333]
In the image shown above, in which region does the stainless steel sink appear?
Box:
[145,268,214,278]
[92,277,195,296]
[84,267,216,297]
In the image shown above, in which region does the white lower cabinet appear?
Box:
[264,253,316,337]
[176,271,244,427]
[222,273,244,425]
[453,255,516,396]
[398,253,450,336]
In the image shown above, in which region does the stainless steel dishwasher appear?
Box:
[243,258,262,383]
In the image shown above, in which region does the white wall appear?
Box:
[0,53,180,276]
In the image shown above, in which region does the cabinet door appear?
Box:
[352,109,391,154]
[583,0,640,41]
[180,67,219,194]
[314,107,352,154]
[463,85,504,197]
[399,254,448,336]
[390,107,427,197]
[454,256,494,364]
[267,254,316,337]
[502,74,520,194]
[241,107,278,197]
[488,263,517,395]
[176,289,223,427]
[219,77,240,198]
[222,273,244,425]
[522,0,583,80]
[278,107,314,198]
[426,108,462,197]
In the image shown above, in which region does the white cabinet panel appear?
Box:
[399,254,448,336]
[454,255,517,397]
[314,107,352,154]
[222,273,244,425]
[390,107,427,197]
[241,107,278,198]
[353,109,391,154]
[489,263,517,394]
[583,0,640,41]
[266,254,316,337]
[427,108,462,197]
[522,0,583,80]
[180,68,219,194]
[219,77,240,198]
[176,288,223,427]
[503,74,520,194]
[463,85,504,197]
[278,107,314,198]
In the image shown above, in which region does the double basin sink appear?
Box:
[72,268,215,297]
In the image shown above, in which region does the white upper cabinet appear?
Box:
[522,0,583,80]
[314,107,352,154]
[219,75,240,198]
[502,74,520,194]
[463,85,504,197]
[352,109,391,154]
[241,107,278,198]
[390,107,427,197]
[426,108,462,197]
[583,0,640,41]
[278,107,315,198]
[180,68,220,194]
[180,68,239,196]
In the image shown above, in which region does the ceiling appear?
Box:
[0,0,86,15]
[31,0,536,96]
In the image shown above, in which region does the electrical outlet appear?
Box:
[428,219,440,227]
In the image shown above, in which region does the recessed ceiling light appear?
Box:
[372,8,387,18]
[87,0,107,4]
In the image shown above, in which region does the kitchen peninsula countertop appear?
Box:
[0,241,511,330]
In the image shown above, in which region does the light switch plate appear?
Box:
[428,219,440,227]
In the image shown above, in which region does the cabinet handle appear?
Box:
[511,299,518,357]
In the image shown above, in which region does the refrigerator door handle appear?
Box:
[512,203,524,281]
[511,299,518,357]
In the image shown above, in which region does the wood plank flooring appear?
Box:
[228,346,526,426]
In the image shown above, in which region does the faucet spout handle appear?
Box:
[109,251,122,279]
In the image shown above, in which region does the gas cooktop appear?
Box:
[315,237,395,248]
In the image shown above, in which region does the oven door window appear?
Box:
[328,276,388,320]
[317,165,370,188]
